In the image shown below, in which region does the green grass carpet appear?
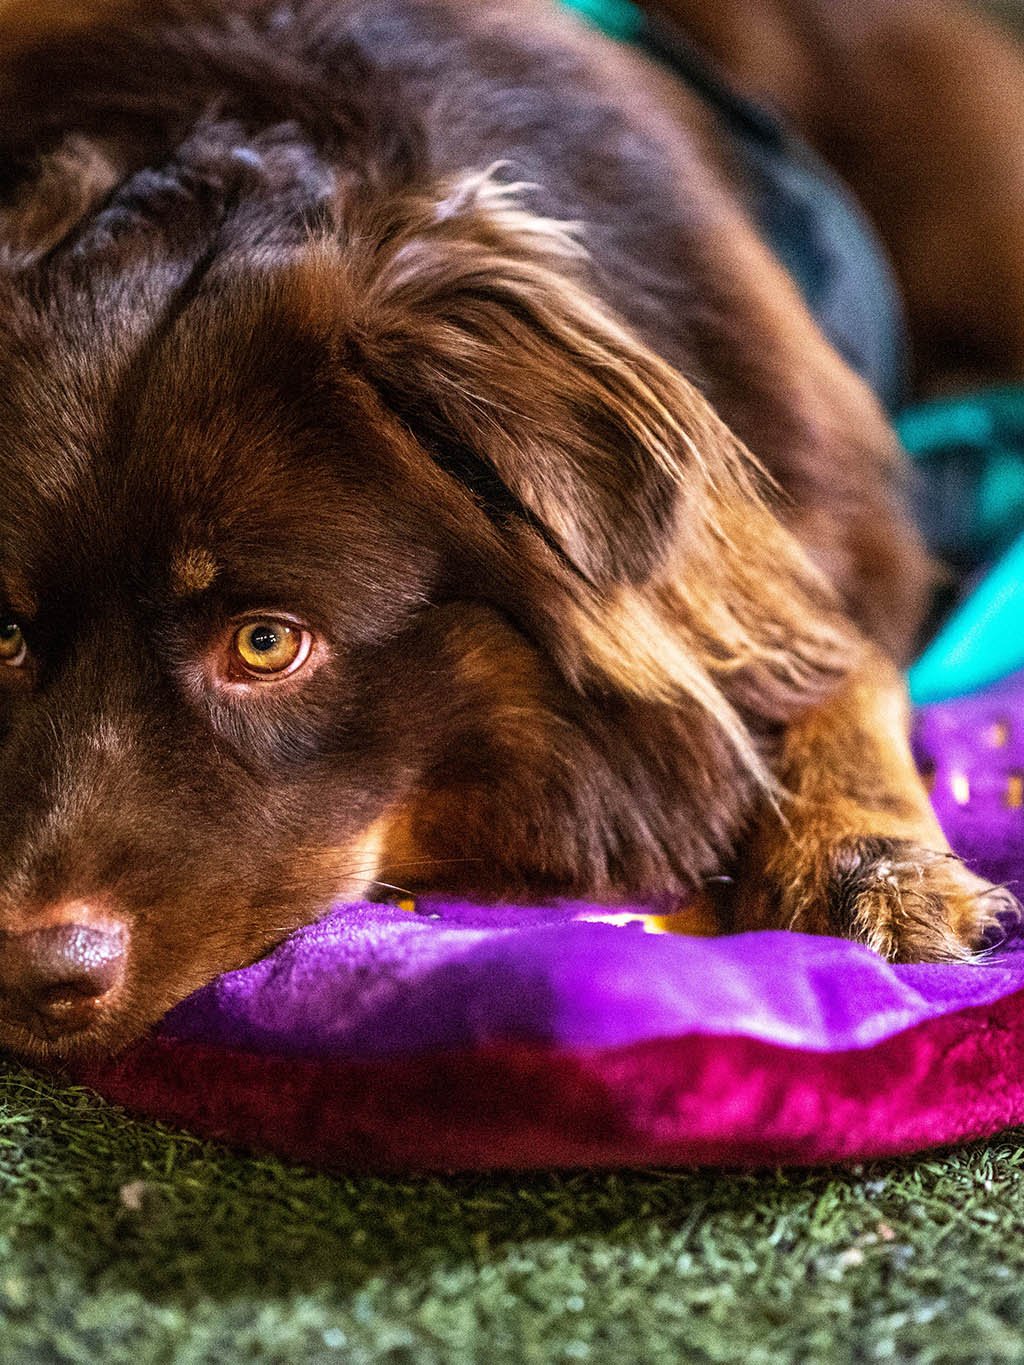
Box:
[3,1064,1024,1363]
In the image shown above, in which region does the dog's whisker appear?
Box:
[366,879,417,898]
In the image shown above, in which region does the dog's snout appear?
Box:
[0,910,128,1027]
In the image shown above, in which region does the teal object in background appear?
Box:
[909,530,1024,704]
[897,387,1024,570]
[897,388,1024,703]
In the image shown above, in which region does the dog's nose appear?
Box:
[0,911,128,1026]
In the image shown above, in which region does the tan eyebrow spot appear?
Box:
[171,546,219,596]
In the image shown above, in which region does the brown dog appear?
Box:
[0,0,1019,1063]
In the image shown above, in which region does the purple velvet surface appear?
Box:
[914,672,1024,890]
[159,901,1024,1060]
[155,673,1024,1064]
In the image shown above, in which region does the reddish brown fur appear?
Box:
[0,0,1018,1061]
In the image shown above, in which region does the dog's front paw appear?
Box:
[800,836,1019,962]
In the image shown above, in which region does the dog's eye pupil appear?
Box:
[231,619,308,678]
[250,626,278,653]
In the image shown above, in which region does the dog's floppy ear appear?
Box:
[344,176,686,590]
[325,172,860,782]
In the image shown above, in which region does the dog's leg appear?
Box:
[734,647,1016,960]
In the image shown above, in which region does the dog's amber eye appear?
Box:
[0,620,26,667]
[232,620,309,678]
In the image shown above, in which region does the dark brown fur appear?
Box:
[0,0,1017,1062]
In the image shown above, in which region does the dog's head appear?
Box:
[0,126,854,1062]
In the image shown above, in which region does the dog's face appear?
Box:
[0,258,477,1060]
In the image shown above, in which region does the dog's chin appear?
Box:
[0,996,163,1067]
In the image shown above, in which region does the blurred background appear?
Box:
[988,0,1024,27]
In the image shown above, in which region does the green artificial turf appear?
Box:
[3,1063,1024,1364]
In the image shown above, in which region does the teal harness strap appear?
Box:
[897,389,1024,703]
[558,0,644,41]
[898,389,1024,569]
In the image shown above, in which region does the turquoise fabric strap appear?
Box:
[897,388,1024,569]
[898,389,1024,703]
[558,0,645,40]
